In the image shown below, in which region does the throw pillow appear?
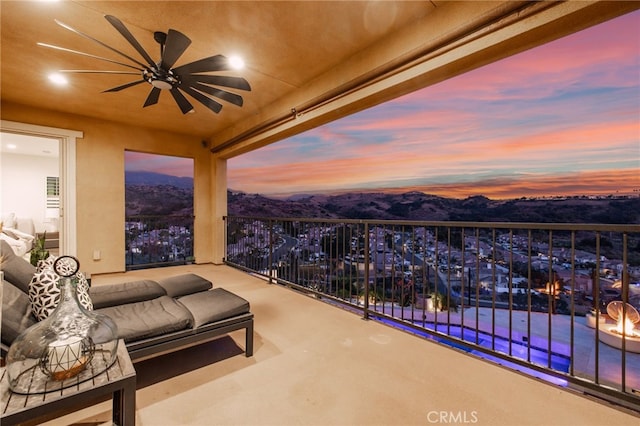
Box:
[2,228,20,240]
[29,268,93,321]
[1,212,17,229]
[36,255,56,272]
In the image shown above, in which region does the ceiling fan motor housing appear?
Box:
[145,67,177,90]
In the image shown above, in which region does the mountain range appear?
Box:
[229,190,640,224]
[124,171,639,223]
[125,171,193,189]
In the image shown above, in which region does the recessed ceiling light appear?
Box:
[7,144,17,149]
[48,73,68,85]
[229,55,245,70]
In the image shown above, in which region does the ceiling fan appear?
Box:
[39,15,251,115]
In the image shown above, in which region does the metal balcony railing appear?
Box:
[225,215,640,412]
[125,215,194,270]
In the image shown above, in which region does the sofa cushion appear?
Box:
[178,288,250,328]
[1,239,36,293]
[90,280,167,309]
[2,280,37,347]
[157,273,212,298]
[95,296,191,342]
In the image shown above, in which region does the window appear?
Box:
[46,176,60,209]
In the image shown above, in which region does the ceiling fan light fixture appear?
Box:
[48,72,68,86]
[143,67,177,90]
[228,55,245,70]
[150,79,173,90]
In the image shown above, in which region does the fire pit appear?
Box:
[598,301,640,353]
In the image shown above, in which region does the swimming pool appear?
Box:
[373,316,570,386]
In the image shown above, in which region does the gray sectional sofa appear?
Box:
[1,240,253,362]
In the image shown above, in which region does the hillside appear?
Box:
[125,184,193,216]
[125,171,193,216]
[125,171,193,189]
[228,191,640,224]
[123,170,639,223]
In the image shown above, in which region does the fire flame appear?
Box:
[606,301,640,338]
[613,315,640,338]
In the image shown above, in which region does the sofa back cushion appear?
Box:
[90,280,167,309]
[1,239,36,293]
[2,280,37,347]
[157,273,213,297]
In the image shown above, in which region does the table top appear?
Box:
[1,340,134,420]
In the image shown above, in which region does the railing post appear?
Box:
[268,219,274,284]
[222,216,226,263]
[363,221,370,320]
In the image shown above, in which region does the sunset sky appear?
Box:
[228,10,640,200]
[127,11,639,201]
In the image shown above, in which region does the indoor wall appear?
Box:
[1,146,59,233]
[1,101,221,275]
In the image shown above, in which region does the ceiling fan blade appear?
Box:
[105,15,156,68]
[54,19,149,69]
[38,43,142,71]
[103,79,146,92]
[186,81,244,107]
[172,55,230,75]
[161,29,191,70]
[185,74,251,91]
[59,70,140,75]
[170,88,195,114]
[143,87,162,107]
[180,86,223,114]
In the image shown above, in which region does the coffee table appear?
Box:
[1,340,136,425]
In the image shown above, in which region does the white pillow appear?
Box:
[3,227,34,243]
[0,233,29,257]
[1,212,17,229]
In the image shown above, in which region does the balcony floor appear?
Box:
[43,264,639,426]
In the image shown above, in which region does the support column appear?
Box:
[211,154,227,264]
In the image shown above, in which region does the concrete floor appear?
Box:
[41,264,640,426]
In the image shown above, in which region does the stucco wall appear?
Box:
[1,102,221,274]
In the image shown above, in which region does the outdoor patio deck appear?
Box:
[40,264,640,425]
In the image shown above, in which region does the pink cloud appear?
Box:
[399,169,640,200]
[228,11,640,199]
[125,151,193,178]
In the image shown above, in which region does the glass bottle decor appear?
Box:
[6,256,119,394]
